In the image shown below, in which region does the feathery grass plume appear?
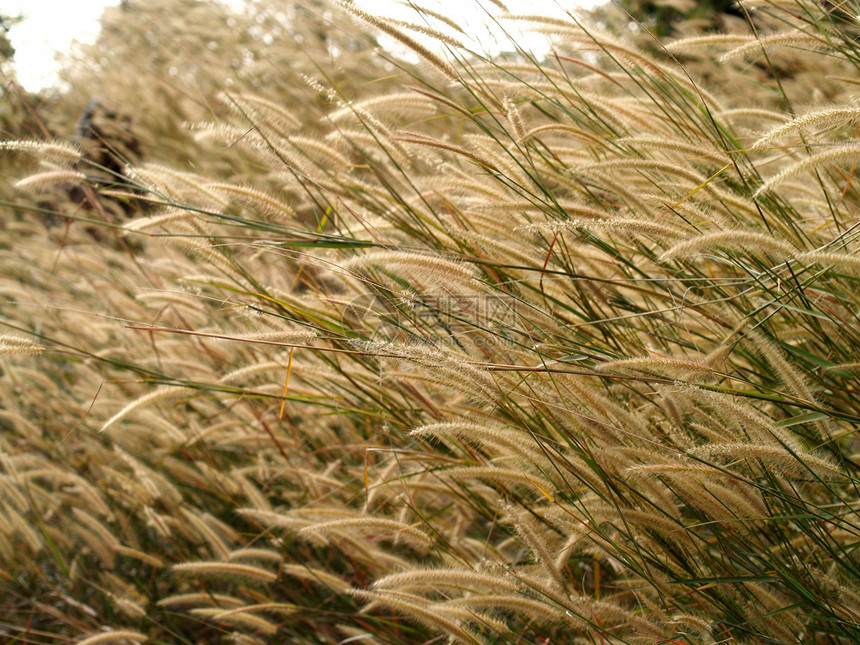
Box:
[427,605,512,637]
[4,0,860,642]
[385,343,505,409]
[749,331,817,406]
[180,507,231,559]
[283,135,352,170]
[1,501,43,551]
[218,360,286,384]
[739,582,806,641]
[753,106,860,147]
[519,122,605,147]
[113,445,181,504]
[665,34,755,54]
[690,442,841,478]
[187,121,249,147]
[719,31,832,63]
[410,421,549,464]
[341,250,478,289]
[279,564,351,592]
[437,465,554,493]
[397,2,467,34]
[814,573,860,623]
[339,2,458,80]
[668,613,714,638]
[165,234,243,277]
[449,596,583,632]
[114,545,165,568]
[120,209,192,233]
[738,0,812,7]
[649,468,768,526]
[225,635,267,645]
[107,593,147,619]
[570,170,654,215]
[171,561,277,583]
[205,183,297,220]
[189,607,279,635]
[483,0,508,10]
[394,131,501,172]
[236,508,308,532]
[156,592,246,609]
[660,230,799,261]
[718,107,789,124]
[135,290,206,315]
[0,475,28,512]
[798,251,860,275]
[138,505,170,541]
[510,14,664,75]
[218,328,318,345]
[625,461,716,479]
[507,507,567,592]
[754,144,860,196]
[323,98,413,157]
[127,164,229,205]
[14,169,87,192]
[503,99,527,141]
[519,219,688,242]
[218,92,301,136]
[386,18,466,50]
[0,335,45,357]
[448,227,546,271]
[465,134,540,185]
[0,139,82,164]
[597,356,713,377]
[327,92,436,124]
[684,385,802,448]
[615,135,731,162]
[825,362,860,374]
[372,568,522,594]
[299,518,434,552]
[75,631,148,645]
[71,508,120,552]
[211,133,351,194]
[350,589,485,645]
[577,159,722,196]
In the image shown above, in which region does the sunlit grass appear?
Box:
[2,1,860,643]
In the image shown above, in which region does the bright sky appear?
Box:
[2,0,600,92]
[1,0,119,91]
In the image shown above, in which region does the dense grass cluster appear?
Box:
[2,0,860,643]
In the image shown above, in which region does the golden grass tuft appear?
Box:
[2,0,860,643]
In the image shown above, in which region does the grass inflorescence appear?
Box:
[2,0,860,643]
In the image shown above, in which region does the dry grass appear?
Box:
[2,0,860,643]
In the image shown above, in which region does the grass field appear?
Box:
[2,1,860,643]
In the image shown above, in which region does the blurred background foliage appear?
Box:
[1,0,763,188]
[611,0,744,36]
